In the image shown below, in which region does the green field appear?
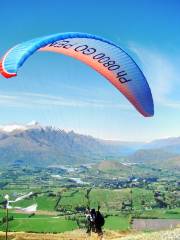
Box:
[0,216,78,233]
[104,215,130,231]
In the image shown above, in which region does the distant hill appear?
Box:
[121,136,180,169]
[95,160,130,171]
[127,149,177,164]
[143,136,180,154]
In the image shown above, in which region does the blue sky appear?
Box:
[0,0,180,141]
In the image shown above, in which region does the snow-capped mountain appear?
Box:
[0,121,43,133]
[0,122,134,166]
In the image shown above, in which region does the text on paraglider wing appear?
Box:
[48,40,132,84]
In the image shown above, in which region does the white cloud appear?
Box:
[0,91,129,110]
[130,43,180,108]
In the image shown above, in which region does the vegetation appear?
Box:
[0,162,179,234]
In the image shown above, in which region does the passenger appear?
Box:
[95,206,104,236]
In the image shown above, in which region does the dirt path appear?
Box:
[0,228,179,240]
[0,229,128,240]
[13,210,57,216]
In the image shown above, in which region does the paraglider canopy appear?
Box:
[0,32,154,117]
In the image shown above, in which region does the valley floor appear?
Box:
[0,228,180,240]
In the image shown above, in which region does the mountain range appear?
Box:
[0,122,133,166]
[0,122,179,169]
